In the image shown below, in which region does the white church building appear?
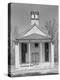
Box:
[11,11,57,76]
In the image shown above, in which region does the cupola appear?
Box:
[30,11,39,26]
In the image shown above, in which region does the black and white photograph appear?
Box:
[8,3,58,77]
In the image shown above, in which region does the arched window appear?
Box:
[35,14,38,19]
[32,14,34,19]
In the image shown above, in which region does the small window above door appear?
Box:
[35,43,39,48]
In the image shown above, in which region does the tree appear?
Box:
[45,19,58,62]
[45,19,58,43]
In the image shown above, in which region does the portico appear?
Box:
[15,39,54,69]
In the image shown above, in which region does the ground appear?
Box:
[9,62,58,77]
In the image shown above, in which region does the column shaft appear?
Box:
[51,43,54,67]
[29,43,31,68]
[15,43,20,68]
[40,43,42,64]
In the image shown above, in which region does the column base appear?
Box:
[15,64,20,69]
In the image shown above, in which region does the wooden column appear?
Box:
[15,43,20,68]
[51,43,54,67]
[40,43,42,64]
[29,42,31,68]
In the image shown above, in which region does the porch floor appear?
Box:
[10,62,58,77]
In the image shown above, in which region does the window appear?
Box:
[21,43,27,63]
[35,43,39,48]
[45,42,49,62]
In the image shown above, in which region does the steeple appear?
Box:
[30,11,39,26]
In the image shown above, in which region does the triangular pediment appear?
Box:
[24,26,47,37]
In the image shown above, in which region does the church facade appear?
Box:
[11,11,57,76]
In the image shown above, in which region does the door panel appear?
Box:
[31,53,39,64]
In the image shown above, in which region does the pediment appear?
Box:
[24,26,47,37]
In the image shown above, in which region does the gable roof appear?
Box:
[16,25,51,40]
[24,26,47,37]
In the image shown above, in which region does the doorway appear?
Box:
[31,53,40,65]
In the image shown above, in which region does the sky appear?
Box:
[11,3,58,40]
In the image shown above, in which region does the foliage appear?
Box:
[45,19,58,44]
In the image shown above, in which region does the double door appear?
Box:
[31,53,40,65]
